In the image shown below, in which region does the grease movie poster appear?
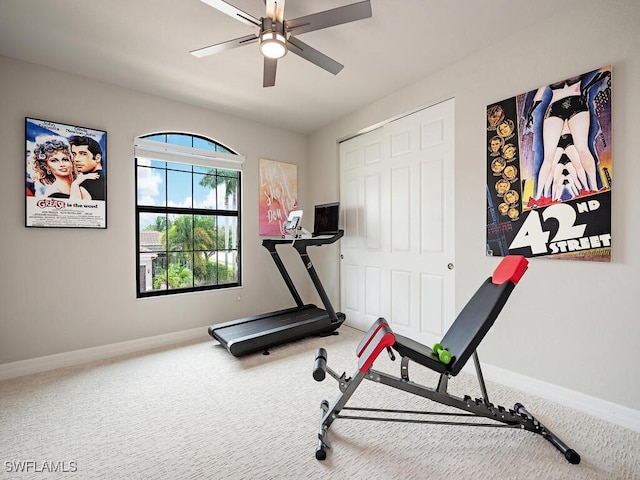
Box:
[486,65,612,261]
[26,118,107,228]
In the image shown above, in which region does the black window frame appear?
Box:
[135,132,242,298]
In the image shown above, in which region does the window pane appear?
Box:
[219,177,239,211]
[214,250,238,284]
[145,134,166,143]
[139,213,167,252]
[137,158,167,169]
[167,252,194,290]
[137,165,166,206]
[151,255,168,291]
[231,252,241,283]
[201,171,239,211]
[218,169,238,179]
[166,161,191,173]
[193,172,218,209]
[193,165,213,174]
[193,136,217,151]
[218,216,238,250]
[194,215,217,286]
[194,215,218,251]
[193,251,217,286]
[167,169,192,207]
[167,214,194,251]
[150,159,167,168]
[166,133,192,147]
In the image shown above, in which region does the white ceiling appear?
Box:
[0,0,583,134]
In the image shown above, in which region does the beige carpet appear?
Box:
[1,326,638,479]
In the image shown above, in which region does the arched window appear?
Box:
[134,132,244,297]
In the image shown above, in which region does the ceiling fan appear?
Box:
[190,0,373,87]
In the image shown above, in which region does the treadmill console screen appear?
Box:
[313,202,340,236]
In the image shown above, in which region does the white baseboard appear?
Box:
[478,363,640,434]
[0,327,208,381]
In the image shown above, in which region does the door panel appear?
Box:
[421,157,444,252]
[364,174,381,249]
[339,99,455,346]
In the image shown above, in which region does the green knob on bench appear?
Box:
[433,343,452,365]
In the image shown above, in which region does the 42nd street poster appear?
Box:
[486,65,612,261]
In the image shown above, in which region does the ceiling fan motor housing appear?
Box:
[260,18,287,59]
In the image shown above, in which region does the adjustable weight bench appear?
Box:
[312,255,580,464]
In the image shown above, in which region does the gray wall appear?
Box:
[0,56,314,363]
[308,0,640,411]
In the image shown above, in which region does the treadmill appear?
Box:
[208,230,345,356]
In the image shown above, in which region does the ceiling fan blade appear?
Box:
[287,36,343,75]
[190,33,258,58]
[198,0,261,28]
[286,0,371,35]
[263,57,277,87]
[265,0,285,23]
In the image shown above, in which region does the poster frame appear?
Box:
[25,117,107,229]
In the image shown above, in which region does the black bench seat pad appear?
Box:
[393,333,449,374]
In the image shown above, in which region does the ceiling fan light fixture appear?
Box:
[260,31,287,59]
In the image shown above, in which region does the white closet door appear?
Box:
[339,99,455,346]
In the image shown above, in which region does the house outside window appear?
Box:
[135,133,244,298]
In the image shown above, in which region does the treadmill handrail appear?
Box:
[261,230,344,322]
[261,230,344,248]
